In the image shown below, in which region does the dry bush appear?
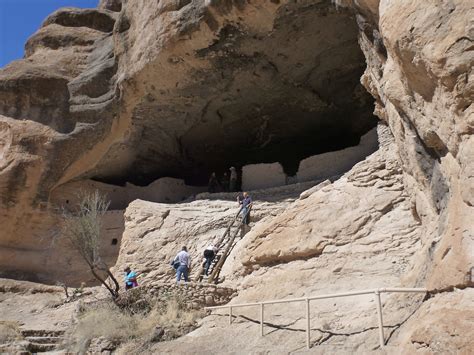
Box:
[115,287,154,314]
[141,298,203,339]
[62,191,119,299]
[64,296,204,353]
[0,321,23,343]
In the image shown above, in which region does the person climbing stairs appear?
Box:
[196,205,251,284]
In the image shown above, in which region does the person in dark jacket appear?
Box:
[208,172,219,193]
[221,172,230,192]
[237,192,252,225]
[203,244,218,276]
[229,167,238,192]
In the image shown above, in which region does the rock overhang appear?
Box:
[89,0,378,186]
[0,0,382,284]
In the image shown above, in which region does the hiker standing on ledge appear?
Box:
[221,172,230,192]
[208,172,219,193]
[237,191,252,226]
[229,167,238,192]
[173,246,191,284]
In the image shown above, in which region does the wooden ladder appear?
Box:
[196,206,250,283]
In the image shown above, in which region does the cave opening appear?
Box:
[91,2,379,189]
[177,110,377,187]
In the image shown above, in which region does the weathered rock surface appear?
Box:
[0,4,121,283]
[105,124,471,353]
[0,278,77,338]
[395,288,474,353]
[0,0,377,284]
[352,0,474,291]
[112,196,293,284]
[0,0,472,353]
[130,125,432,352]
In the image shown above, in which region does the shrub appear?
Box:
[63,297,204,353]
[62,191,119,299]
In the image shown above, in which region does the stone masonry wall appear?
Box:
[129,282,237,309]
[100,210,125,267]
[296,127,378,183]
[50,177,205,210]
[240,127,378,190]
[242,162,287,191]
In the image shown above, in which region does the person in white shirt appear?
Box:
[173,246,191,283]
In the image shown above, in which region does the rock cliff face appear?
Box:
[351,0,473,291]
[0,0,379,283]
[0,0,472,352]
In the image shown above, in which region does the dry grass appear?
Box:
[0,321,23,343]
[64,297,203,353]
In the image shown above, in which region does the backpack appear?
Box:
[171,259,180,270]
[204,249,215,258]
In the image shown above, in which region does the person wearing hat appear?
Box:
[229,167,238,192]
[124,266,138,290]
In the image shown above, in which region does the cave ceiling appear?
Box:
[90,2,377,185]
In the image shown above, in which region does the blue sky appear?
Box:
[0,0,98,68]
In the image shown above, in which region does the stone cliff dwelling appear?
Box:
[0,0,383,286]
[38,0,382,277]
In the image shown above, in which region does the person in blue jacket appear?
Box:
[124,266,138,290]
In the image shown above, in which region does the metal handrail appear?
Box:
[205,287,427,349]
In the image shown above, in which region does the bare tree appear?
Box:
[62,191,120,299]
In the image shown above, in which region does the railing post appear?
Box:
[374,290,384,348]
[206,288,426,350]
[305,298,310,349]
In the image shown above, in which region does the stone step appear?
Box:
[27,342,58,353]
[21,329,64,337]
[25,336,62,344]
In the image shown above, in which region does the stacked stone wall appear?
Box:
[240,127,378,190]
[129,282,237,309]
[50,177,205,210]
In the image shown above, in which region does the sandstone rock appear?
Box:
[352,0,474,290]
[204,295,214,306]
[298,179,331,200]
[98,0,122,12]
[0,1,119,284]
[88,336,118,353]
[0,278,109,348]
[142,124,469,353]
[42,8,117,33]
[0,0,472,353]
[111,198,291,285]
[395,288,474,353]
[0,0,377,284]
